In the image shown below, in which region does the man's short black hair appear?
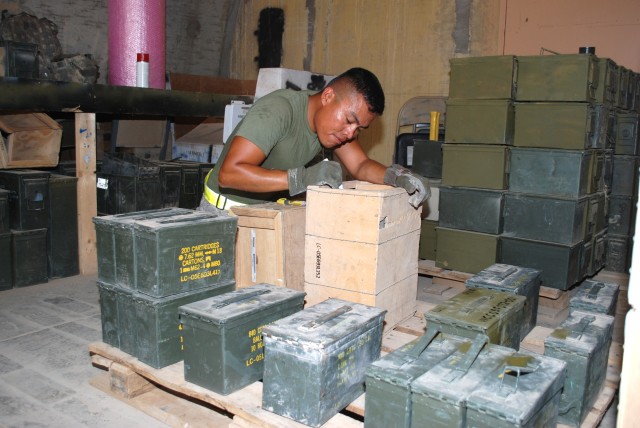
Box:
[329,67,385,115]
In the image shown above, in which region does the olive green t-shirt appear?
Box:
[206,89,321,204]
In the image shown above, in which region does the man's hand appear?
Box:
[384,164,431,208]
[287,161,343,196]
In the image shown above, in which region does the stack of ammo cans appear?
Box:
[439,53,638,288]
[93,208,237,368]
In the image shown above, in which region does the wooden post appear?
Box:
[75,113,98,274]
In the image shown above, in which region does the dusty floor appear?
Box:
[0,274,620,427]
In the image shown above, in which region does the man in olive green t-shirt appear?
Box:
[202,67,429,210]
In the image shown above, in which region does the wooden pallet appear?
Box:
[89,308,622,428]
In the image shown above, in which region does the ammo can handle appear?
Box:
[494,266,518,280]
[213,289,271,308]
[586,282,603,300]
[568,314,596,340]
[498,364,536,396]
[303,305,352,329]
[442,333,489,383]
[406,325,440,358]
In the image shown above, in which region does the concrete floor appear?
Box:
[0,274,168,428]
[0,274,620,427]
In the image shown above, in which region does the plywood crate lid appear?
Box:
[0,113,62,168]
[306,181,421,244]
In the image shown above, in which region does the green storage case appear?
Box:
[445,99,515,145]
[589,230,607,276]
[425,288,525,350]
[502,193,589,245]
[364,329,467,428]
[153,162,182,208]
[611,155,639,196]
[614,111,639,155]
[442,144,510,190]
[435,227,499,274]
[438,186,506,234]
[96,281,120,347]
[92,208,192,287]
[0,188,9,233]
[570,279,619,316]
[116,286,137,355]
[0,169,50,231]
[592,104,611,149]
[448,55,517,100]
[179,284,305,395]
[509,148,593,198]
[465,350,567,427]
[11,228,48,288]
[261,298,386,427]
[616,67,631,110]
[603,150,614,191]
[544,310,614,427]
[500,236,583,291]
[594,58,619,106]
[412,139,443,179]
[96,172,162,215]
[47,174,79,278]
[608,195,637,236]
[419,219,437,260]
[605,233,632,273]
[513,102,596,150]
[590,149,605,194]
[466,263,541,341]
[516,54,598,102]
[0,232,12,290]
[133,211,237,297]
[410,336,515,428]
[133,281,236,369]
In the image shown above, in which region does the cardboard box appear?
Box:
[0,113,62,168]
[113,119,167,148]
[229,203,306,291]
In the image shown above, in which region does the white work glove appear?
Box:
[287,161,343,196]
[384,164,431,208]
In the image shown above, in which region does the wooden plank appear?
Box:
[90,371,232,428]
[418,259,473,282]
[538,286,564,300]
[88,342,362,428]
[109,362,154,399]
[75,113,98,274]
[539,288,571,309]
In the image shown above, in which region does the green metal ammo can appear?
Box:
[608,195,636,235]
[132,280,236,369]
[465,349,567,427]
[115,285,137,355]
[364,328,467,428]
[502,193,589,245]
[419,219,437,261]
[438,186,506,234]
[132,211,237,298]
[544,310,614,427]
[179,284,306,395]
[594,58,619,106]
[448,55,517,100]
[425,288,525,350]
[96,280,120,347]
[11,228,48,287]
[605,234,632,272]
[500,236,583,291]
[465,263,541,341]
[442,144,510,190]
[0,188,9,233]
[445,99,514,145]
[509,148,593,198]
[410,335,515,428]
[0,231,12,290]
[570,279,620,316]
[515,54,598,102]
[435,227,500,274]
[513,102,596,150]
[261,298,386,427]
[92,207,192,287]
[611,155,639,196]
[614,111,639,155]
[47,174,79,278]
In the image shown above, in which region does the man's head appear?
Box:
[313,67,385,149]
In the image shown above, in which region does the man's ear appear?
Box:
[321,86,336,105]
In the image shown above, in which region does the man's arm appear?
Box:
[218,136,289,192]
[333,139,387,183]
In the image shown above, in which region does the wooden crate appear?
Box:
[304,274,418,332]
[230,202,305,291]
[304,182,421,330]
[0,113,62,168]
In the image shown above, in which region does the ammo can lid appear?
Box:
[262,298,386,350]
[466,263,541,294]
[544,309,615,354]
[411,340,515,402]
[92,207,192,226]
[465,349,567,425]
[367,333,466,385]
[178,283,306,325]
[133,280,236,306]
[426,288,526,329]
[132,210,237,232]
[569,279,619,314]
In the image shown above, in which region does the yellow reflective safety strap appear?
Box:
[203,169,245,209]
